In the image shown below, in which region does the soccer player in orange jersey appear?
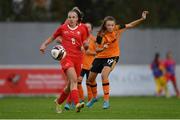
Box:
[78,22,97,102]
[86,11,149,109]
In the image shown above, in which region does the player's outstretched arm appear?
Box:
[40,36,54,54]
[125,11,149,29]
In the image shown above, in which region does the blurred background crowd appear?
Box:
[0,0,180,28]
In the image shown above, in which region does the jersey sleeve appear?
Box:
[95,35,105,50]
[52,25,63,39]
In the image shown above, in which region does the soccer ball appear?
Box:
[51,45,66,61]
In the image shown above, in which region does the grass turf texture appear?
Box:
[0,96,180,119]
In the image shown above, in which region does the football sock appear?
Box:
[66,94,71,104]
[102,79,110,101]
[70,89,79,105]
[86,82,93,101]
[91,81,97,98]
[77,81,84,101]
[57,91,69,104]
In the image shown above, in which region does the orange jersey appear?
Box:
[96,25,124,58]
[82,34,96,70]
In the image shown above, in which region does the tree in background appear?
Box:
[0,0,180,28]
[0,0,13,21]
[74,0,180,28]
[50,0,74,22]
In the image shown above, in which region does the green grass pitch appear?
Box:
[0,96,180,119]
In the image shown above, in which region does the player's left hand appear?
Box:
[142,11,149,20]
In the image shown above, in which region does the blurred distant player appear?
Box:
[64,22,97,110]
[164,51,180,97]
[151,53,169,97]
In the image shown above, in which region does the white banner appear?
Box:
[82,65,180,96]
[1,65,179,96]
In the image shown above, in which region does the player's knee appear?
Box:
[86,78,90,83]
[71,78,77,85]
[101,74,108,81]
[86,79,91,85]
[87,76,91,82]
[88,77,95,83]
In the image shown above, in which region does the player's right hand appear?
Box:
[103,43,109,49]
[142,11,149,20]
[40,44,46,54]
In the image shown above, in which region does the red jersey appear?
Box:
[164,59,176,75]
[53,23,89,59]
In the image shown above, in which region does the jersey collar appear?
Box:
[67,24,78,30]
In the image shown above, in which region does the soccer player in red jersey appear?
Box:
[64,22,96,110]
[164,51,180,98]
[40,7,89,113]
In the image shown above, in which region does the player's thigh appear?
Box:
[91,58,104,73]
[104,57,119,71]
[66,67,77,83]
[87,71,98,83]
[101,66,112,80]
[101,57,118,80]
